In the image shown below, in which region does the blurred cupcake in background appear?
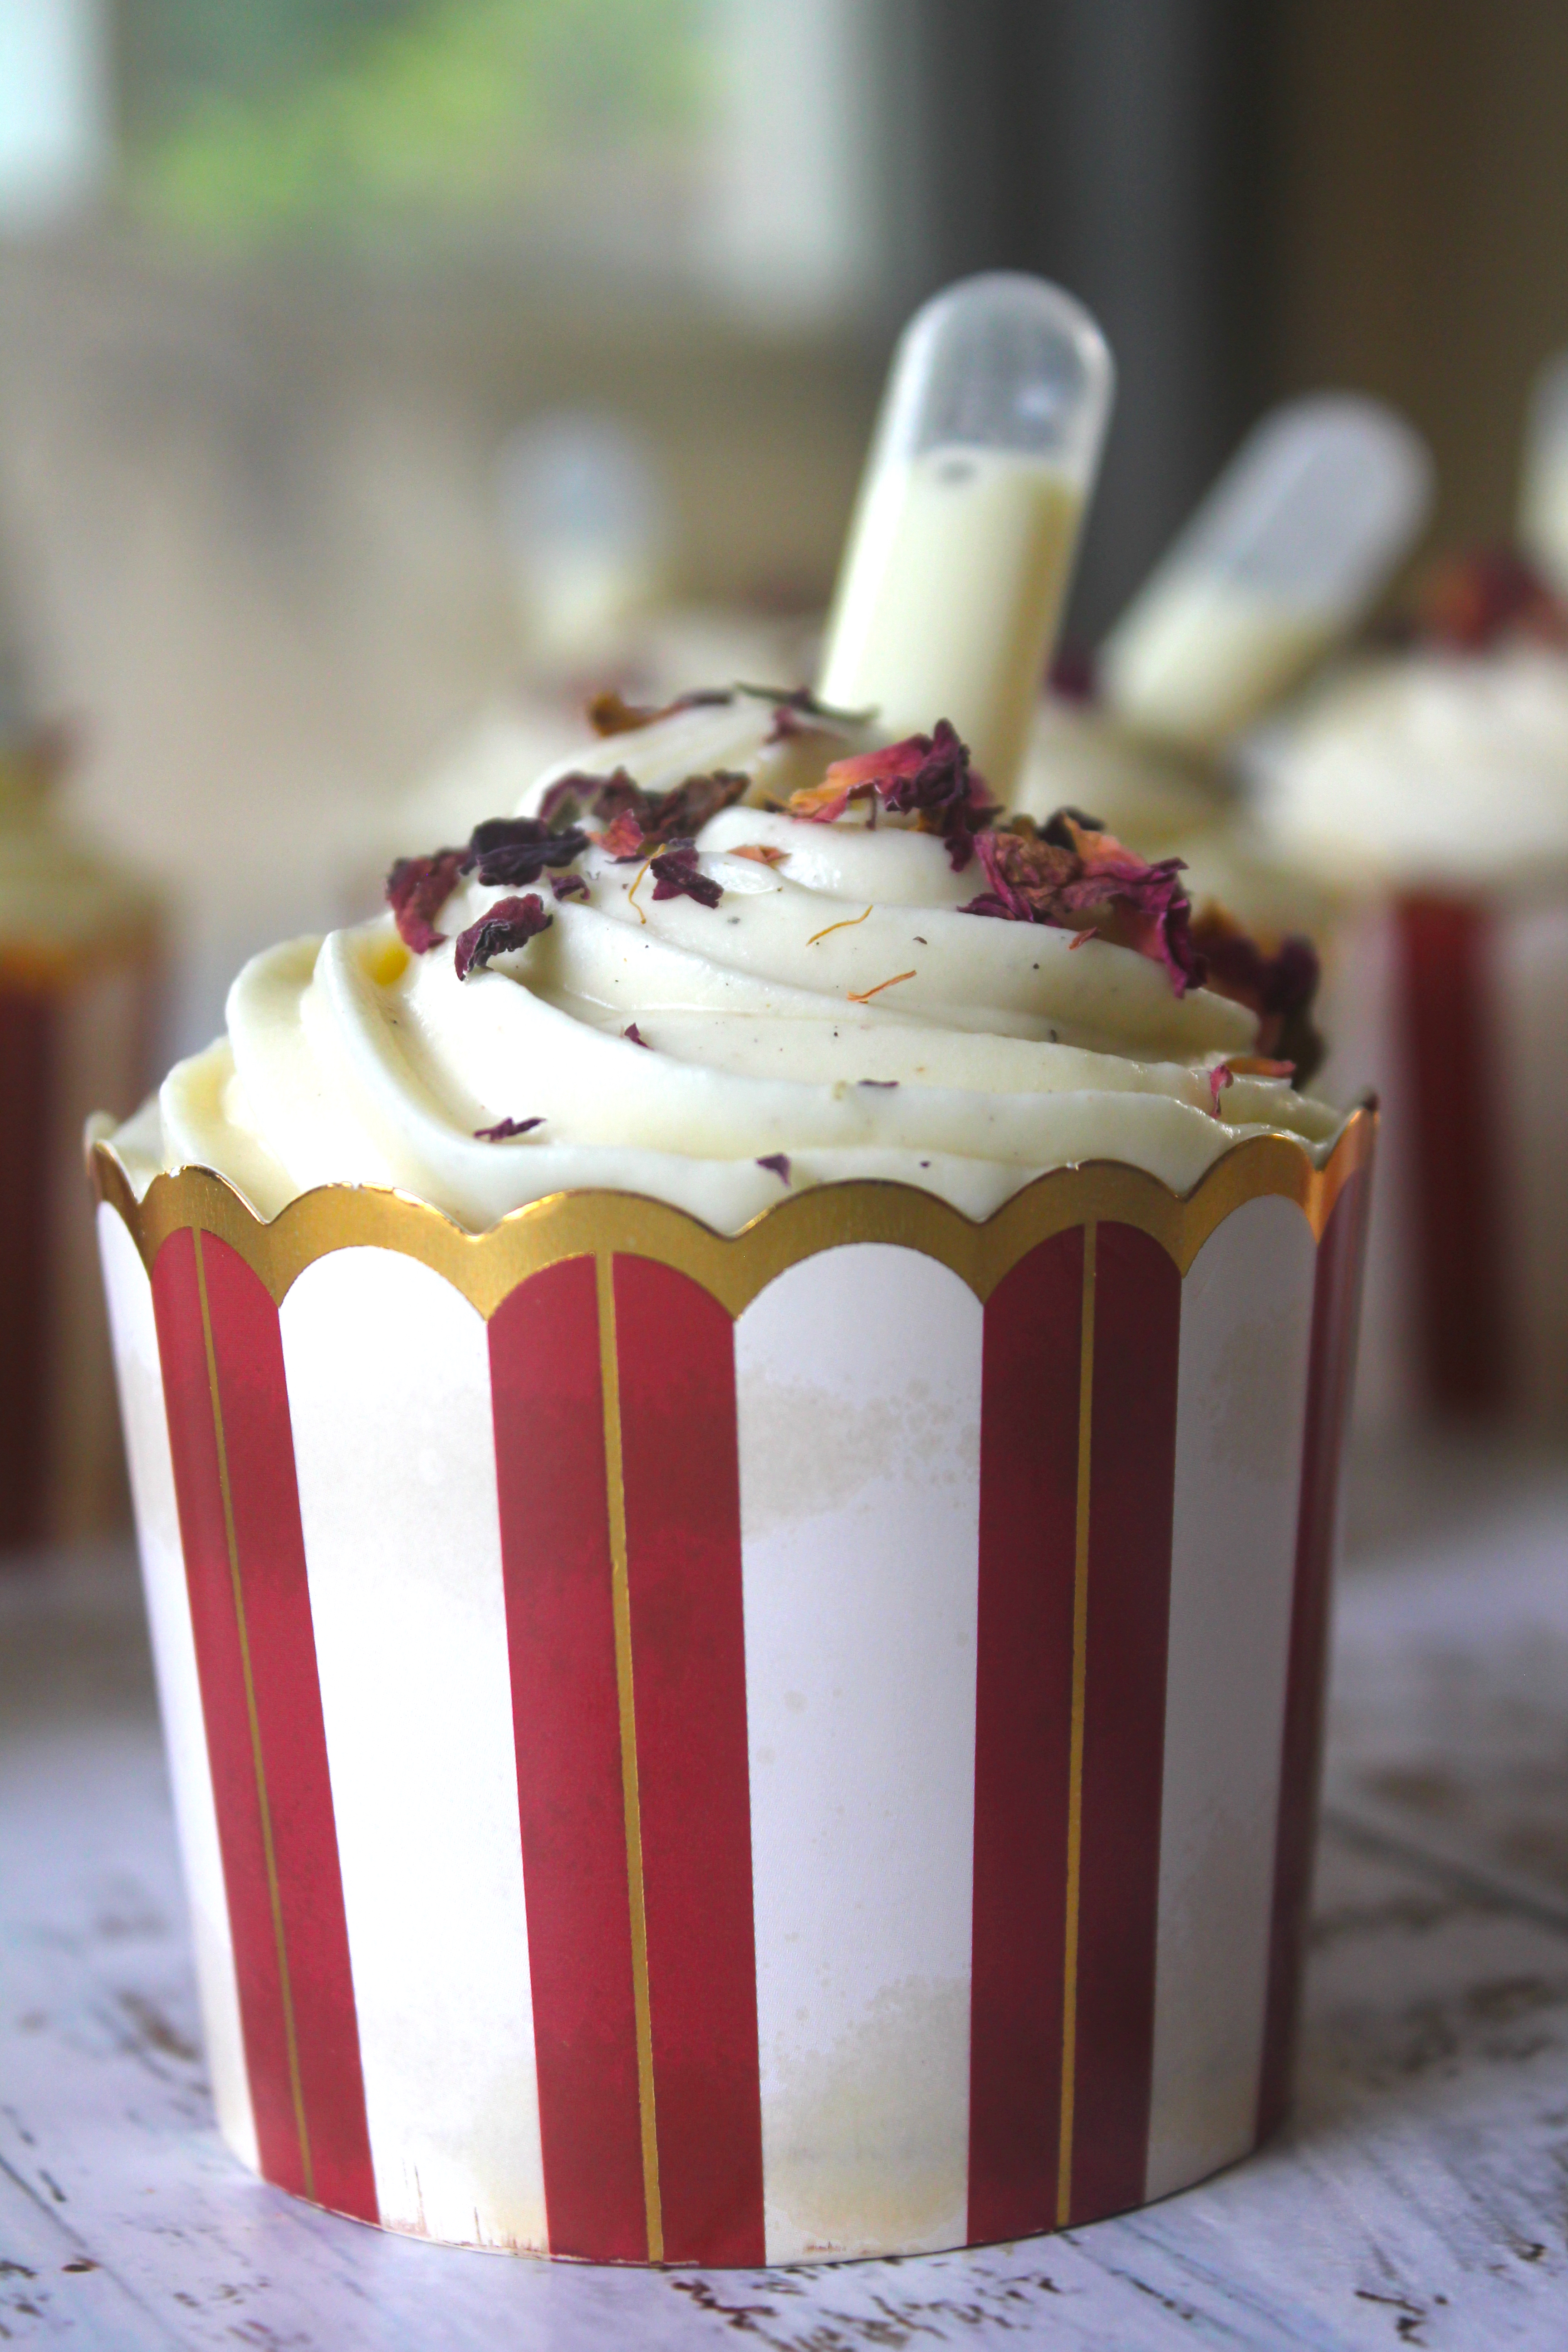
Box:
[1257,521,1568,1428]
[0,524,162,1551]
[363,412,815,893]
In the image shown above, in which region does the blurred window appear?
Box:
[0,0,112,222]
[116,0,711,276]
[99,0,878,322]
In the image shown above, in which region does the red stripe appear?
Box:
[152,1230,377,2220]
[153,1231,296,2185]
[490,1257,645,2262]
[1396,896,1509,1411]
[0,985,55,1552]
[1256,1167,1371,2141]
[966,1230,1083,2244]
[614,1257,764,2266]
[1068,1222,1181,2225]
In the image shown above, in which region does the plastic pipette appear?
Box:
[816,272,1114,797]
[1100,396,1432,754]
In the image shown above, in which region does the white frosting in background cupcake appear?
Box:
[1012,695,1230,855]
[1257,640,1568,890]
[116,692,1343,1234]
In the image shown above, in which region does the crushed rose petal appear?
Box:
[386,849,464,952]
[598,807,647,861]
[622,1021,650,1047]
[1415,546,1568,652]
[730,841,788,866]
[1189,907,1322,1081]
[756,1152,791,1184]
[961,810,1202,995]
[453,893,552,981]
[474,1115,545,1142]
[649,840,723,908]
[541,764,750,854]
[1049,640,1098,704]
[1208,1053,1300,1119]
[550,869,590,900]
[787,719,996,868]
[464,816,589,887]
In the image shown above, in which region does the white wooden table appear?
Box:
[3,1437,1566,2349]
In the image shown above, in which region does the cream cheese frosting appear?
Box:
[1259,640,1568,889]
[115,691,1343,1233]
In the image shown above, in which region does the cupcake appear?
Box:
[1,685,161,1551]
[1258,549,1568,1423]
[354,405,813,919]
[93,276,1374,2263]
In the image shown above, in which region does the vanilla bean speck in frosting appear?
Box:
[113,689,1345,1232]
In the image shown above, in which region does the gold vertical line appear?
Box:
[1056,1216,1097,2228]
[192,1228,314,2200]
[597,1250,664,2264]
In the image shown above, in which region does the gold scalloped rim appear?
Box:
[88,1103,1377,1319]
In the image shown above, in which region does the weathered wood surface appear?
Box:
[2,1439,1566,2349]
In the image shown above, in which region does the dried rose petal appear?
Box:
[756,1152,791,1184]
[1416,546,1568,651]
[730,841,788,866]
[465,816,589,887]
[1208,1065,1234,1115]
[598,808,647,862]
[622,1021,651,1047]
[536,768,626,831]
[1049,640,1098,704]
[649,841,723,908]
[474,1115,545,1141]
[544,764,750,857]
[1190,907,1322,1081]
[550,870,590,901]
[386,849,465,953]
[453,893,553,981]
[788,719,995,867]
[961,811,1202,995]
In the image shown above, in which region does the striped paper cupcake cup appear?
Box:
[92,1107,1374,2265]
[0,928,161,1551]
[1316,887,1568,1423]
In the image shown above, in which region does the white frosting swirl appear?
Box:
[123,693,1343,1232]
[1260,641,1568,887]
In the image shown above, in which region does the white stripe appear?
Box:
[1495,899,1568,1419]
[735,1244,981,2260]
[96,1206,258,2173]
[1144,1194,1318,2201]
[279,1249,546,2251]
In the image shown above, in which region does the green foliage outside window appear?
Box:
[117,0,709,243]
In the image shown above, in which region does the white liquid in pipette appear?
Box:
[818,445,1083,793]
[1101,579,1337,754]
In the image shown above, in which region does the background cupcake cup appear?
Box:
[93,1111,1372,2265]
[0,926,160,1550]
[1316,887,1568,1424]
